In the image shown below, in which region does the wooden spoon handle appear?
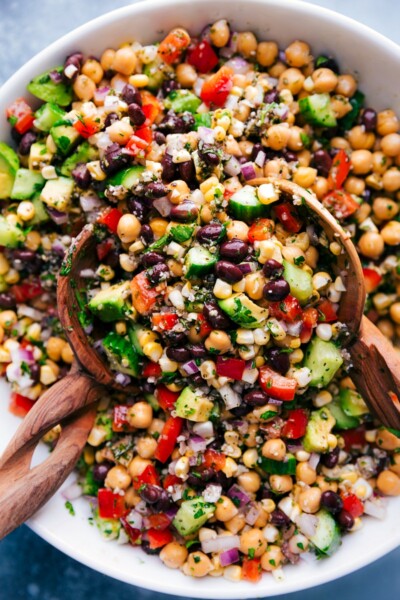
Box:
[0,370,102,539]
[349,315,400,430]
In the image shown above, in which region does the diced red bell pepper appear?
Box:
[196,313,213,338]
[203,448,226,472]
[155,384,180,411]
[96,239,114,262]
[163,473,181,490]
[143,362,162,379]
[328,149,351,189]
[154,416,183,464]
[241,558,262,583]
[216,356,246,381]
[151,312,179,331]
[274,202,303,233]
[147,513,171,530]
[140,92,161,126]
[125,126,153,156]
[187,40,219,73]
[112,405,135,432]
[362,267,382,294]
[259,366,297,401]
[322,190,359,220]
[73,116,101,138]
[281,408,308,439]
[121,517,141,543]
[11,280,43,303]
[341,493,364,518]
[248,218,275,242]
[340,426,366,450]
[158,28,191,64]
[6,98,35,134]
[131,271,162,315]
[98,208,123,234]
[98,488,127,519]
[147,527,173,549]
[300,307,318,343]
[200,66,234,107]
[268,295,303,323]
[133,464,160,490]
[317,299,338,323]
[9,392,35,417]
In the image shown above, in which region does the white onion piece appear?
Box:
[219,384,242,409]
[193,421,214,438]
[80,268,97,279]
[198,126,215,144]
[153,196,173,217]
[201,535,240,554]
[126,510,143,530]
[225,57,251,74]
[62,482,82,501]
[286,320,303,337]
[17,305,44,321]
[363,498,387,520]
[193,78,204,97]
[224,155,241,176]
[295,513,318,537]
[225,94,239,111]
[245,504,261,525]
[308,452,321,471]
[203,484,222,503]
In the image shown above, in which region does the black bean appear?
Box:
[141,541,160,555]
[220,239,249,262]
[154,131,166,145]
[104,112,119,128]
[361,108,377,132]
[103,250,119,269]
[263,278,290,302]
[212,471,233,491]
[196,223,225,244]
[166,347,191,363]
[230,404,252,417]
[282,149,298,163]
[191,373,205,387]
[250,143,264,162]
[147,263,170,285]
[71,163,91,189]
[321,491,343,515]
[162,79,179,96]
[321,446,340,468]
[316,55,339,73]
[140,224,154,244]
[142,380,155,394]
[270,508,291,527]
[147,181,169,199]
[187,469,213,488]
[312,148,333,178]
[264,89,280,104]
[181,112,195,131]
[215,260,243,284]
[101,143,130,175]
[265,348,290,375]
[199,144,220,166]
[203,300,232,330]
[12,249,37,262]
[121,83,142,106]
[170,201,198,222]
[18,131,37,156]
[244,390,270,407]
[128,103,146,126]
[158,111,183,134]
[337,510,354,530]
[63,52,83,79]
[29,362,40,384]
[141,251,165,267]
[165,331,187,346]
[263,259,284,277]
[154,490,174,512]
[179,159,196,185]
[0,293,16,309]
[127,196,148,221]
[189,343,207,358]
[161,153,177,182]
[139,484,162,504]
[261,486,275,500]
[93,462,113,483]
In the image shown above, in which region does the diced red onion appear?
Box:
[93,340,104,353]
[93,86,111,104]
[273,104,289,120]
[188,435,207,453]
[363,498,387,520]
[168,460,178,475]
[295,513,318,537]
[220,547,240,567]
[84,323,93,335]
[228,484,251,508]
[11,346,35,365]
[225,57,251,74]
[188,454,200,466]
[80,268,96,279]
[96,132,112,152]
[286,442,303,453]
[49,70,63,84]
[308,452,321,470]
[18,305,44,321]
[277,320,288,332]
[254,150,267,168]
[219,32,237,59]
[224,155,241,177]
[306,224,318,245]
[200,24,212,42]
[193,421,214,438]
[241,161,258,181]
[269,398,283,406]
[245,503,261,525]
[203,484,222,503]
[286,321,303,337]
[225,94,239,111]
[112,78,127,93]
[181,360,199,375]
[201,535,240,555]
[46,207,69,225]
[219,384,242,409]
[165,506,179,520]
[115,372,131,387]
[80,193,104,213]
[126,510,143,530]
[198,126,215,144]
[135,500,150,516]
[51,240,66,257]
[62,482,83,501]
[237,262,256,275]
[153,196,173,217]
[193,78,204,97]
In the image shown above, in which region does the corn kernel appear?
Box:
[261,499,276,513]
[175,456,190,478]
[213,125,226,141]
[87,160,107,181]
[87,425,108,446]
[115,321,127,335]
[83,445,95,465]
[313,390,333,408]
[222,457,238,477]
[129,74,149,87]
[143,342,163,362]
[40,365,57,386]
[17,201,35,221]
[0,254,10,275]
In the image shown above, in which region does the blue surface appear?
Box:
[0,1,399,598]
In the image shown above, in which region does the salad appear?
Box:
[0,18,400,583]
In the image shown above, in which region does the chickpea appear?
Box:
[205,330,231,354]
[210,19,230,47]
[344,176,365,196]
[336,74,357,97]
[260,545,283,571]
[237,471,261,493]
[270,474,293,494]
[262,438,286,461]
[81,59,104,84]
[25,231,42,251]
[61,343,74,364]
[358,231,384,259]
[226,220,249,241]
[347,126,375,150]
[312,68,338,94]
[46,337,66,362]
[382,167,400,192]
[235,102,251,122]
[0,310,17,329]
[160,542,188,569]
[296,149,311,168]
[148,418,165,436]
[125,487,141,507]
[117,213,141,243]
[287,126,304,152]
[312,177,329,201]
[278,68,305,95]
[284,40,310,68]
[331,95,352,119]
[240,528,267,557]
[372,151,392,174]
[377,319,395,339]
[381,132,400,157]
[296,462,317,485]
[264,158,290,179]
[266,123,291,151]
[150,217,169,238]
[257,41,279,67]
[225,513,246,534]
[377,470,400,496]
[215,495,239,522]
[373,197,399,220]
[389,302,400,325]
[136,436,158,459]
[351,149,373,175]
[237,31,258,58]
[304,245,319,269]
[107,120,134,145]
[330,136,350,150]
[377,109,400,136]
[381,220,400,245]
[245,271,265,300]
[128,456,152,478]
[73,74,96,101]
[105,465,131,490]
[376,428,400,450]
[185,552,213,577]
[100,48,116,71]
[127,401,153,429]
[112,46,137,75]
[176,63,197,88]
[316,475,338,493]
[298,487,322,513]
[389,454,400,476]
[244,424,259,448]
[293,166,317,188]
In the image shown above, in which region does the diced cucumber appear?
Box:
[34,102,66,132]
[194,113,212,130]
[81,469,100,496]
[329,398,360,430]
[143,60,165,92]
[173,497,215,536]
[299,93,337,128]
[0,216,25,247]
[88,281,132,322]
[185,246,217,278]
[164,89,201,114]
[51,120,80,155]
[259,453,296,475]
[108,165,145,189]
[283,259,313,304]
[170,224,195,243]
[309,509,341,557]
[40,176,75,212]
[229,185,266,223]
[60,141,99,176]
[102,331,141,377]
[339,90,365,131]
[11,168,45,200]
[218,293,268,329]
[304,338,343,388]
[340,388,369,417]
[175,387,214,422]
[303,407,336,453]
[27,68,73,107]
[128,324,146,356]
[144,392,159,411]
[0,142,19,199]
[93,509,121,541]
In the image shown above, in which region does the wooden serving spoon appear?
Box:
[0,179,399,539]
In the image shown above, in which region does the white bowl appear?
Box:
[0,0,399,596]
